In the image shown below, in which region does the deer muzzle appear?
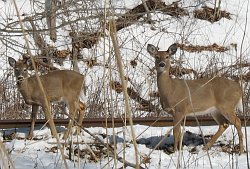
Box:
[17,76,24,81]
[159,62,166,68]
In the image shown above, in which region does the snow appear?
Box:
[1,125,249,169]
[1,0,250,168]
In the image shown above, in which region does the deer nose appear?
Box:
[159,62,166,67]
[17,76,24,81]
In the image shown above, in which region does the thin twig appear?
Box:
[109,19,140,169]
[184,80,213,169]
[0,140,15,169]
[141,0,152,22]
[239,0,250,167]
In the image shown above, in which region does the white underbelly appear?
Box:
[186,98,243,117]
[187,107,218,117]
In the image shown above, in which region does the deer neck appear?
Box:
[157,70,175,113]
[16,78,32,104]
[157,69,174,99]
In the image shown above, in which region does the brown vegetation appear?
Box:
[194,6,231,23]
[176,43,229,53]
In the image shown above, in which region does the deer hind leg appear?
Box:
[27,105,39,139]
[222,111,244,154]
[75,101,86,135]
[203,112,229,150]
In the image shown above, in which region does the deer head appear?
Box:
[8,57,29,81]
[147,43,177,74]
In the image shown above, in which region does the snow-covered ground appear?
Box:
[1,124,249,169]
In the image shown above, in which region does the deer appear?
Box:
[147,43,244,154]
[8,57,86,140]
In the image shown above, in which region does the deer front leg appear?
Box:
[173,114,183,152]
[63,101,77,140]
[41,103,58,138]
[27,105,39,139]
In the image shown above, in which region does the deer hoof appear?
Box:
[234,144,245,155]
[202,145,210,151]
[26,134,33,140]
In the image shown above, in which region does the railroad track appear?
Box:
[0,116,249,129]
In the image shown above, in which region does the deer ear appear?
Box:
[8,57,16,68]
[26,58,33,67]
[147,44,158,56]
[167,43,177,55]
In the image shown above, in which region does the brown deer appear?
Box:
[8,57,86,139]
[147,43,244,154]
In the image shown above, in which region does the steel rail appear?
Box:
[0,116,249,129]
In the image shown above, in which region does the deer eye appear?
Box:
[155,55,160,59]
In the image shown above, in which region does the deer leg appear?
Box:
[63,102,77,140]
[173,114,184,151]
[203,123,228,151]
[75,101,86,135]
[203,112,229,150]
[27,105,39,139]
[223,112,244,154]
[42,103,57,138]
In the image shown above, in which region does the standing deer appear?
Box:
[147,43,244,154]
[8,57,86,139]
